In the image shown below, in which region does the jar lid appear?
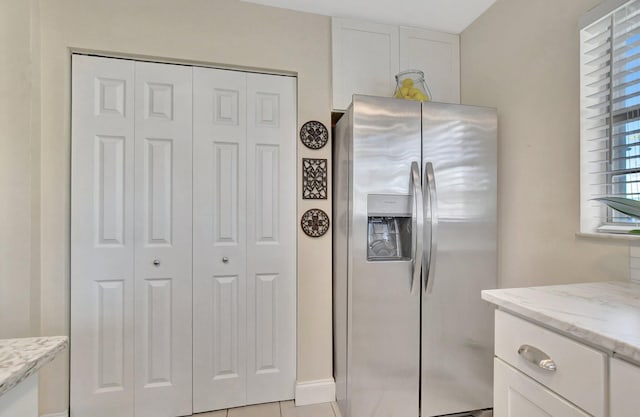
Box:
[395,69,425,80]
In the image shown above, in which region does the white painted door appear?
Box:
[494,359,590,417]
[72,57,193,417]
[133,61,193,417]
[71,54,136,417]
[192,69,296,411]
[192,67,248,412]
[245,73,296,404]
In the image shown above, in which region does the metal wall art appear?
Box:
[300,208,330,238]
[302,158,328,200]
[300,120,329,150]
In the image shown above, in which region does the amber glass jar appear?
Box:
[393,69,432,102]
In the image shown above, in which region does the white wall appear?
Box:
[461,0,630,289]
[31,0,332,413]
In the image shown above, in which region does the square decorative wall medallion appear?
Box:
[302,158,328,199]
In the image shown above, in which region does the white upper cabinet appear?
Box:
[332,18,399,111]
[399,27,460,105]
[332,17,460,111]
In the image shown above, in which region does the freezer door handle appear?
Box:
[410,161,424,295]
[424,161,438,294]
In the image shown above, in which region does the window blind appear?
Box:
[581,0,640,233]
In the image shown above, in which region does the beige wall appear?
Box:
[0,0,40,339]
[461,0,630,289]
[32,0,332,413]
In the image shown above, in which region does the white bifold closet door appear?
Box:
[71,55,193,417]
[132,61,193,417]
[192,68,296,412]
[72,55,296,417]
[71,55,136,417]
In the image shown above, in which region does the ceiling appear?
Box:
[240,0,497,34]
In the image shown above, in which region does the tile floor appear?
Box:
[195,401,340,417]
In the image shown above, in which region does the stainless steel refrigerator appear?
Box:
[333,95,497,417]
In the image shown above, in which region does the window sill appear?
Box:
[576,232,640,241]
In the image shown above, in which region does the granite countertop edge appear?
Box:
[482,281,640,364]
[0,336,68,398]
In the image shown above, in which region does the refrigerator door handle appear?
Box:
[424,161,439,294]
[410,161,424,295]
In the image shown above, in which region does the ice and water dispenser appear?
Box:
[367,194,412,261]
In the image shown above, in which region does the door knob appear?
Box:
[152,259,160,266]
[222,257,229,263]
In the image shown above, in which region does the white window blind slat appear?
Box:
[616,6,640,28]
[587,88,611,100]
[585,63,612,78]
[585,43,611,61]
[612,91,640,109]
[585,31,611,49]
[587,76,611,90]
[612,129,640,141]
[588,100,611,110]
[611,76,640,94]
[612,52,640,71]
[612,31,640,54]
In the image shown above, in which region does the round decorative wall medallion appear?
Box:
[300,121,329,150]
[301,208,330,238]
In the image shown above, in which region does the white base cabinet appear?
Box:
[610,357,640,417]
[494,359,590,417]
[494,310,605,416]
[493,310,598,417]
[0,375,38,417]
[492,309,640,417]
[331,17,460,111]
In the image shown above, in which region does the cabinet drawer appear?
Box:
[495,310,606,417]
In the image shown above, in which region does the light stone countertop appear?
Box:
[0,336,68,397]
[482,281,640,364]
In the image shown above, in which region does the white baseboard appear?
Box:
[41,411,68,417]
[295,378,336,406]
[43,382,337,414]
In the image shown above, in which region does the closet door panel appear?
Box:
[134,61,193,417]
[71,54,135,417]
[246,73,297,404]
[193,67,248,412]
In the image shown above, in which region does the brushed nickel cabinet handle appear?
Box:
[518,344,557,372]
